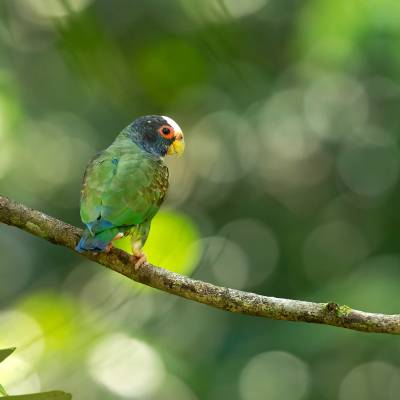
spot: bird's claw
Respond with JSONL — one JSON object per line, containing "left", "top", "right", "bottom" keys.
{"left": 130, "top": 251, "right": 147, "bottom": 271}
{"left": 104, "top": 232, "right": 124, "bottom": 253}
{"left": 104, "top": 243, "right": 113, "bottom": 253}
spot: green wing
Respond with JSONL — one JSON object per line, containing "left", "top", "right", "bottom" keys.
{"left": 80, "top": 145, "right": 168, "bottom": 233}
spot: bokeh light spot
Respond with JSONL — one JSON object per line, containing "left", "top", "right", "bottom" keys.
{"left": 339, "top": 255, "right": 400, "bottom": 313}
{"left": 0, "top": 355, "right": 41, "bottom": 395}
{"left": 16, "top": 0, "right": 93, "bottom": 20}
{"left": 259, "top": 89, "right": 321, "bottom": 160}
{"left": 0, "top": 311, "right": 44, "bottom": 363}
{"left": 202, "top": 236, "right": 249, "bottom": 289}
{"left": 80, "top": 268, "right": 155, "bottom": 327}
{"left": 222, "top": 0, "right": 269, "bottom": 19}
{"left": 189, "top": 112, "right": 249, "bottom": 183}
{"left": 151, "top": 374, "right": 198, "bottom": 400}
{"left": 339, "top": 361, "right": 400, "bottom": 400}
{"left": 180, "top": 0, "right": 268, "bottom": 22}
{"left": 19, "top": 292, "right": 81, "bottom": 351}
{"left": 337, "top": 143, "right": 400, "bottom": 196}
{"left": 88, "top": 333, "right": 165, "bottom": 398}
{"left": 304, "top": 73, "right": 368, "bottom": 139}
{"left": 239, "top": 351, "right": 310, "bottom": 400}
{"left": 142, "top": 211, "right": 201, "bottom": 275}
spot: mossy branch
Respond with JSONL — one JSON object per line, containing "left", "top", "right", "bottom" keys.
{"left": 0, "top": 194, "right": 399, "bottom": 335}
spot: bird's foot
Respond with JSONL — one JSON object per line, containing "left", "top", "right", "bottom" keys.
{"left": 130, "top": 250, "right": 147, "bottom": 271}
{"left": 104, "top": 243, "right": 113, "bottom": 253}
{"left": 104, "top": 232, "right": 124, "bottom": 253}
{"left": 130, "top": 240, "right": 147, "bottom": 270}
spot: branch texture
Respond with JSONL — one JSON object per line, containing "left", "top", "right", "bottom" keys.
{"left": 0, "top": 195, "right": 399, "bottom": 335}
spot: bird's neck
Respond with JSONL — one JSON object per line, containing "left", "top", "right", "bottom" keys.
{"left": 112, "top": 131, "right": 163, "bottom": 160}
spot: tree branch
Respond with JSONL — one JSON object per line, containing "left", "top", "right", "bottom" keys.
{"left": 0, "top": 195, "right": 399, "bottom": 335}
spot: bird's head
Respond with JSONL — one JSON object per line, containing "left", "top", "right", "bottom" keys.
{"left": 128, "top": 115, "right": 185, "bottom": 158}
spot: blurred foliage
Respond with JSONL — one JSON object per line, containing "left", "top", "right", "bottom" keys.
{"left": 1, "top": 0, "right": 400, "bottom": 399}
{"left": 0, "top": 347, "right": 70, "bottom": 398}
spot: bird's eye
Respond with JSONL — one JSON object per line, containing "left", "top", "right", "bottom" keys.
{"left": 159, "top": 125, "right": 174, "bottom": 139}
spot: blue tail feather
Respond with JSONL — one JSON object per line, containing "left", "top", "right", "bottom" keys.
{"left": 75, "top": 227, "right": 117, "bottom": 253}
{"left": 75, "top": 232, "right": 109, "bottom": 253}
{"left": 75, "top": 236, "right": 108, "bottom": 253}
{"left": 76, "top": 220, "right": 131, "bottom": 253}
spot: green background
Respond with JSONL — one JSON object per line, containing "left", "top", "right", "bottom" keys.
{"left": 1, "top": 0, "right": 400, "bottom": 399}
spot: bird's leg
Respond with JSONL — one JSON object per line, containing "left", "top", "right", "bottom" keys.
{"left": 130, "top": 240, "right": 147, "bottom": 270}
{"left": 104, "top": 232, "right": 124, "bottom": 253}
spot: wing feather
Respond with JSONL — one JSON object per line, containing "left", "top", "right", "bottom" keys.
{"left": 80, "top": 147, "right": 168, "bottom": 233}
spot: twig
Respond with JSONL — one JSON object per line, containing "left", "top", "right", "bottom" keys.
{"left": 0, "top": 195, "right": 399, "bottom": 335}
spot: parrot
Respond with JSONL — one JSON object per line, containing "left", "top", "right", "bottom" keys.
{"left": 75, "top": 115, "right": 185, "bottom": 266}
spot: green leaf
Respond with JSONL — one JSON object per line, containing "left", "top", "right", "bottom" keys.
{"left": 4, "top": 391, "right": 71, "bottom": 399}
{"left": 0, "top": 348, "right": 15, "bottom": 364}
{"left": 0, "top": 383, "right": 8, "bottom": 396}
